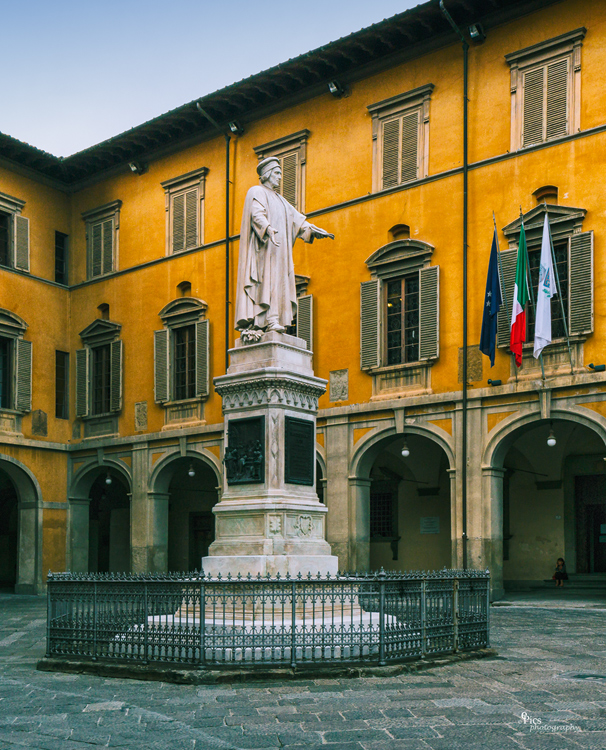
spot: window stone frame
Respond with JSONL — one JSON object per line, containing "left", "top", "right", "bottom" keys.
{"left": 506, "top": 28, "right": 586, "bottom": 152}
{"left": 0, "top": 190, "right": 30, "bottom": 272}
{"left": 161, "top": 167, "right": 208, "bottom": 256}
{"left": 0, "top": 309, "right": 31, "bottom": 432}
{"left": 367, "top": 84, "right": 434, "bottom": 193}
{"left": 82, "top": 200, "right": 122, "bottom": 279}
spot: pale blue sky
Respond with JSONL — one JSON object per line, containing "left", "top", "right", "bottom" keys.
{"left": 3, "top": 1, "right": 422, "bottom": 157}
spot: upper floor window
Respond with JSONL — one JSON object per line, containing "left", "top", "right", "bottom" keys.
{"left": 254, "top": 130, "right": 309, "bottom": 211}
{"left": 498, "top": 203, "right": 593, "bottom": 370}
{"left": 0, "top": 191, "right": 30, "bottom": 273}
{"left": 55, "top": 231, "right": 68, "bottom": 285}
{"left": 506, "top": 28, "right": 585, "bottom": 150}
{"left": 161, "top": 168, "right": 207, "bottom": 254}
{"left": 0, "top": 309, "right": 32, "bottom": 414}
{"left": 76, "top": 319, "right": 123, "bottom": 419}
{"left": 367, "top": 84, "right": 434, "bottom": 192}
{"left": 55, "top": 350, "right": 69, "bottom": 420}
{"left": 82, "top": 201, "right": 121, "bottom": 279}
{"left": 361, "top": 238, "right": 439, "bottom": 372}
{"left": 154, "top": 297, "right": 210, "bottom": 406}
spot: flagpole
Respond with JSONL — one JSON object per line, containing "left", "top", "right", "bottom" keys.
{"left": 519, "top": 208, "right": 546, "bottom": 380}
{"left": 544, "top": 202, "right": 574, "bottom": 375}
{"left": 493, "top": 212, "right": 518, "bottom": 380}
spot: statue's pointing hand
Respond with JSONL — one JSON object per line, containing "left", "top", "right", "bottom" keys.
{"left": 309, "top": 224, "right": 335, "bottom": 241}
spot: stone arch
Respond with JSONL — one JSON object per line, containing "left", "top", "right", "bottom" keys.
{"left": 149, "top": 447, "right": 222, "bottom": 495}
{"left": 0, "top": 452, "right": 43, "bottom": 594}
{"left": 68, "top": 459, "right": 132, "bottom": 573}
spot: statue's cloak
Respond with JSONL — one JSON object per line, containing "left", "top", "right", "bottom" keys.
{"left": 235, "top": 185, "right": 311, "bottom": 330}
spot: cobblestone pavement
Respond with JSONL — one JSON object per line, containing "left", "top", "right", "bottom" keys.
{"left": 1, "top": 593, "right": 606, "bottom": 749}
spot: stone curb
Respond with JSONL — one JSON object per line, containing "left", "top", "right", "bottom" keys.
{"left": 36, "top": 648, "right": 497, "bottom": 684}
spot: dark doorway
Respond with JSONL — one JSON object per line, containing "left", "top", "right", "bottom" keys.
{"left": 88, "top": 473, "right": 131, "bottom": 573}
{"left": 0, "top": 471, "right": 18, "bottom": 589}
{"left": 189, "top": 512, "right": 215, "bottom": 570}
{"left": 575, "top": 475, "right": 606, "bottom": 573}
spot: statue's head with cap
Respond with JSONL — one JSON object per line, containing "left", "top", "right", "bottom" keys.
{"left": 257, "top": 157, "right": 282, "bottom": 189}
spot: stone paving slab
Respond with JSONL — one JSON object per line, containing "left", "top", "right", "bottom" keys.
{"left": 1, "top": 593, "right": 606, "bottom": 749}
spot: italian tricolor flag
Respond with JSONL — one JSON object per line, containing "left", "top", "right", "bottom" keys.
{"left": 510, "top": 222, "right": 529, "bottom": 367}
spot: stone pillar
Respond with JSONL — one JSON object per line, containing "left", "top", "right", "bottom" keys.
{"left": 15, "top": 501, "right": 42, "bottom": 594}
{"left": 348, "top": 477, "right": 371, "bottom": 573}
{"left": 130, "top": 443, "right": 149, "bottom": 573}
{"left": 324, "top": 416, "right": 350, "bottom": 570}
{"left": 482, "top": 466, "right": 505, "bottom": 599}
{"left": 447, "top": 469, "right": 461, "bottom": 568}
{"left": 205, "top": 331, "right": 339, "bottom": 578}
{"left": 465, "top": 401, "right": 485, "bottom": 571}
{"left": 68, "top": 497, "right": 90, "bottom": 574}
{"left": 147, "top": 492, "right": 169, "bottom": 573}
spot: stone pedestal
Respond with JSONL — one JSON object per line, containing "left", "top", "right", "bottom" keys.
{"left": 203, "top": 331, "right": 339, "bottom": 577}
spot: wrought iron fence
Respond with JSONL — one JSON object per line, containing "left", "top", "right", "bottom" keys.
{"left": 45, "top": 569, "right": 490, "bottom": 669}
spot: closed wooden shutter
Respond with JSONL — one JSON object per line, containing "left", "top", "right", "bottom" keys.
{"left": 172, "top": 193, "right": 185, "bottom": 253}
{"left": 496, "top": 249, "right": 517, "bottom": 347}
{"left": 102, "top": 219, "right": 113, "bottom": 275}
{"left": 195, "top": 319, "right": 210, "bottom": 398}
{"left": 15, "top": 339, "right": 32, "bottom": 412}
{"left": 546, "top": 58, "right": 568, "bottom": 140}
{"left": 360, "top": 279, "right": 381, "bottom": 370}
{"left": 154, "top": 329, "right": 170, "bottom": 403}
{"left": 569, "top": 231, "right": 593, "bottom": 336}
{"left": 91, "top": 222, "right": 103, "bottom": 277}
{"left": 75, "top": 348, "right": 89, "bottom": 417}
{"left": 281, "top": 152, "right": 298, "bottom": 208}
{"left": 14, "top": 215, "right": 29, "bottom": 272}
{"left": 110, "top": 340, "right": 123, "bottom": 412}
{"left": 400, "top": 111, "right": 419, "bottom": 184}
{"left": 523, "top": 66, "right": 545, "bottom": 147}
{"left": 419, "top": 265, "right": 439, "bottom": 360}
{"left": 381, "top": 118, "right": 400, "bottom": 189}
{"left": 185, "top": 188, "right": 198, "bottom": 249}
{"left": 296, "top": 294, "right": 313, "bottom": 351}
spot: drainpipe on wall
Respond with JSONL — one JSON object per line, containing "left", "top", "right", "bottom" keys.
{"left": 440, "top": 1, "right": 469, "bottom": 569}
{"left": 196, "top": 103, "right": 232, "bottom": 372}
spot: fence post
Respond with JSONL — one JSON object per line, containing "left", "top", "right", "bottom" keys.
{"left": 143, "top": 580, "right": 149, "bottom": 664}
{"left": 92, "top": 580, "right": 98, "bottom": 661}
{"left": 378, "top": 569, "right": 386, "bottom": 666}
{"left": 453, "top": 576, "right": 459, "bottom": 653}
{"left": 46, "top": 579, "right": 51, "bottom": 658}
{"left": 200, "top": 578, "right": 206, "bottom": 667}
{"left": 291, "top": 580, "right": 297, "bottom": 670}
{"left": 421, "top": 577, "right": 427, "bottom": 657}
{"left": 486, "top": 572, "right": 491, "bottom": 647}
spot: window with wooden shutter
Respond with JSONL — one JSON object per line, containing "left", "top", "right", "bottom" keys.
{"left": 506, "top": 28, "right": 585, "bottom": 152}
{"left": 296, "top": 294, "right": 313, "bottom": 352}
{"left": 496, "top": 249, "right": 517, "bottom": 348}
{"left": 110, "top": 340, "right": 123, "bottom": 412}
{"left": 195, "top": 319, "right": 210, "bottom": 398}
{"left": 254, "top": 131, "right": 309, "bottom": 212}
{"left": 569, "top": 230, "right": 593, "bottom": 336}
{"left": 75, "top": 348, "right": 89, "bottom": 418}
{"left": 154, "top": 329, "right": 170, "bottom": 403}
{"left": 162, "top": 168, "right": 207, "bottom": 255}
{"left": 419, "top": 265, "right": 439, "bottom": 361}
{"left": 368, "top": 84, "right": 433, "bottom": 193}
{"left": 82, "top": 200, "right": 121, "bottom": 280}
{"left": 360, "top": 279, "right": 381, "bottom": 370}
{"left": 14, "top": 339, "right": 32, "bottom": 413}
{"left": 14, "top": 215, "right": 29, "bottom": 272}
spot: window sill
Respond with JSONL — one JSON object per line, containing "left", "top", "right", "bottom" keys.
{"left": 82, "top": 413, "right": 119, "bottom": 439}
{"left": 369, "top": 360, "right": 435, "bottom": 400}
{"left": 162, "top": 399, "right": 204, "bottom": 429}
{"left": 507, "top": 339, "right": 586, "bottom": 380}
{"left": 0, "top": 409, "right": 21, "bottom": 435}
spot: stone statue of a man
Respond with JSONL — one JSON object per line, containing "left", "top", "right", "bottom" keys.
{"left": 235, "top": 157, "right": 334, "bottom": 333}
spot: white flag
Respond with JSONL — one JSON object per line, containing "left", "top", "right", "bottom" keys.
{"left": 533, "top": 214, "right": 556, "bottom": 358}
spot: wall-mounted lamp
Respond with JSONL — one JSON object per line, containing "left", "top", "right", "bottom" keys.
{"left": 588, "top": 363, "right": 606, "bottom": 372}
{"left": 488, "top": 379, "right": 502, "bottom": 387}
{"left": 128, "top": 161, "right": 147, "bottom": 175}
{"left": 468, "top": 23, "right": 486, "bottom": 43}
{"left": 105, "top": 473, "right": 112, "bottom": 485}
{"left": 401, "top": 440, "right": 410, "bottom": 458}
{"left": 328, "top": 80, "right": 346, "bottom": 98}
{"left": 228, "top": 121, "right": 244, "bottom": 136}
{"left": 188, "top": 462, "right": 196, "bottom": 478}
{"left": 547, "top": 424, "right": 557, "bottom": 448}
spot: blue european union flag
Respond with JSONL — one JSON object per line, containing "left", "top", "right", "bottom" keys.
{"left": 479, "top": 230, "right": 503, "bottom": 367}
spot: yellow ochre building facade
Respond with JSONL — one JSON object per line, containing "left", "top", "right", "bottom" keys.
{"left": 2, "top": 0, "right": 606, "bottom": 597}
